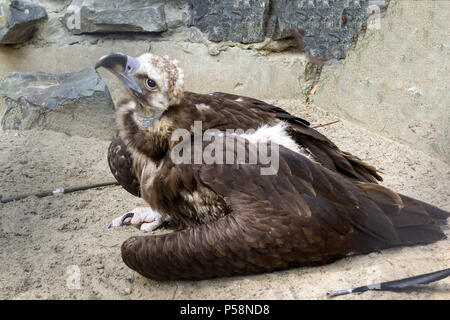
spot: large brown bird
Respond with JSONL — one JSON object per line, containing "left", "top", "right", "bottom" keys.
{"left": 96, "top": 52, "right": 449, "bottom": 280}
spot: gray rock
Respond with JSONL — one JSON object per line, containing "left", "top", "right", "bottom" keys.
{"left": 0, "top": 67, "right": 116, "bottom": 140}
{"left": 189, "top": 0, "right": 382, "bottom": 61}
{"left": 63, "top": 0, "right": 167, "bottom": 35}
{"left": 165, "top": 0, "right": 190, "bottom": 29}
{"left": 267, "top": 0, "right": 370, "bottom": 61}
{"left": 188, "top": 0, "right": 270, "bottom": 44}
{"left": 0, "top": 0, "right": 47, "bottom": 44}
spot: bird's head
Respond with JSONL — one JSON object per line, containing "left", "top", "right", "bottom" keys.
{"left": 95, "top": 52, "right": 184, "bottom": 120}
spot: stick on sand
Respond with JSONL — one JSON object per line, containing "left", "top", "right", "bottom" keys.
{"left": 327, "top": 268, "right": 450, "bottom": 297}
{"left": 0, "top": 181, "right": 119, "bottom": 204}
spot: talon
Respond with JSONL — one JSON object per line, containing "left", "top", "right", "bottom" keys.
{"left": 107, "top": 207, "right": 165, "bottom": 232}
{"left": 121, "top": 212, "right": 134, "bottom": 225}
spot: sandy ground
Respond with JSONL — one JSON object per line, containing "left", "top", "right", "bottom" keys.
{"left": 0, "top": 100, "right": 449, "bottom": 300}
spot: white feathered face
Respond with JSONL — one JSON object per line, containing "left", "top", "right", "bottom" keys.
{"left": 96, "top": 52, "right": 184, "bottom": 117}
{"left": 132, "top": 53, "right": 184, "bottom": 116}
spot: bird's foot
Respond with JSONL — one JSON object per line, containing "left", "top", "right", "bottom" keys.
{"left": 106, "top": 207, "right": 165, "bottom": 232}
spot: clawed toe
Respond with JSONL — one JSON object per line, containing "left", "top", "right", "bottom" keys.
{"left": 121, "top": 212, "right": 135, "bottom": 225}
{"left": 106, "top": 212, "right": 135, "bottom": 229}
{"left": 106, "top": 207, "right": 165, "bottom": 232}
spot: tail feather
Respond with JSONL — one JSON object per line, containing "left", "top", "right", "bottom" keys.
{"left": 357, "top": 183, "right": 449, "bottom": 247}
{"left": 413, "top": 197, "right": 450, "bottom": 222}
{"left": 396, "top": 224, "right": 446, "bottom": 246}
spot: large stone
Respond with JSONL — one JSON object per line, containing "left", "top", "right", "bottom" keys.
{"left": 0, "top": 0, "right": 47, "bottom": 44}
{"left": 63, "top": 0, "right": 167, "bottom": 35}
{"left": 266, "top": 0, "right": 370, "bottom": 61}
{"left": 188, "top": 0, "right": 388, "bottom": 61}
{"left": 188, "top": 0, "right": 270, "bottom": 44}
{"left": 0, "top": 67, "right": 116, "bottom": 140}
{"left": 165, "top": 0, "right": 190, "bottom": 30}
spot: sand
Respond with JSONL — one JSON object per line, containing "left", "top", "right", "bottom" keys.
{"left": 0, "top": 100, "right": 448, "bottom": 300}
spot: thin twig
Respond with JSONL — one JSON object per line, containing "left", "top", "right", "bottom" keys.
{"left": 309, "top": 82, "right": 318, "bottom": 95}
{"left": 99, "top": 243, "right": 121, "bottom": 248}
{"left": 312, "top": 120, "right": 341, "bottom": 129}
{"left": 327, "top": 268, "right": 450, "bottom": 297}
{"left": 171, "top": 284, "right": 179, "bottom": 300}
{"left": 0, "top": 181, "right": 119, "bottom": 204}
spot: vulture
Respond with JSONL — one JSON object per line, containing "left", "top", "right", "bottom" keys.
{"left": 95, "top": 52, "right": 449, "bottom": 281}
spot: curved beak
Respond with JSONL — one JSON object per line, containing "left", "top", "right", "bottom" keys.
{"left": 95, "top": 52, "right": 142, "bottom": 94}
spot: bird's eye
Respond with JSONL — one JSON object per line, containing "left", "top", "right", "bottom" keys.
{"left": 145, "top": 78, "right": 157, "bottom": 90}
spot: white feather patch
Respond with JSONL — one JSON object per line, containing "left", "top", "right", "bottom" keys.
{"left": 195, "top": 103, "right": 210, "bottom": 111}
{"left": 238, "top": 122, "right": 301, "bottom": 154}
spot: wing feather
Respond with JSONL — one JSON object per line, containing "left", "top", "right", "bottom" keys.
{"left": 209, "top": 91, "right": 382, "bottom": 182}
{"left": 107, "top": 137, "right": 140, "bottom": 197}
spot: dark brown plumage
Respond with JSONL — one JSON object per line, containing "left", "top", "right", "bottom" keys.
{"left": 96, "top": 52, "right": 449, "bottom": 281}
{"left": 108, "top": 137, "right": 140, "bottom": 197}
{"left": 120, "top": 137, "right": 448, "bottom": 280}
{"left": 108, "top": 91, "right": 382, "bottom": 199}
